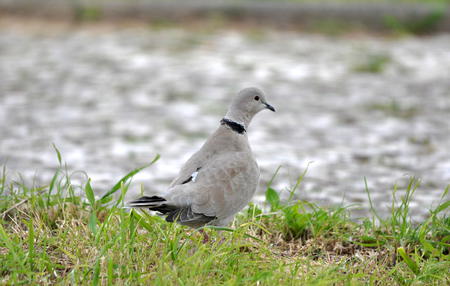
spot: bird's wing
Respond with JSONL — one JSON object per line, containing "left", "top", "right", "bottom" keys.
{"left": 168, "top": 128, "right": 222, "bottom": 188}
{"left": 168, "top": 148, "right": 207, "bottom": 188}
{"left": 167, "top": 152, "right": 259, "bottom": 220}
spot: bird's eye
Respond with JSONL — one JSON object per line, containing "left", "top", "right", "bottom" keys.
{"left": 254, "top": 96, "right": 260, "bottom": 101}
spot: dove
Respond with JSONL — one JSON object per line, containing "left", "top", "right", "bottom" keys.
{"left": 128, "top": 87, "right": 275, "bottom": 233}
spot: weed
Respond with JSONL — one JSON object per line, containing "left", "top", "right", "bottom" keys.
{"left": 385, "top": 8, "right": 446, "bottom": 35}
{"left": 74, "top": 6, "right": 102, "bottom": 22}
{"left": 353, "top": 53, "right": 392, "bottom": 73}
{"left": 367, "top": 99, "right": 419, "bottom": 118}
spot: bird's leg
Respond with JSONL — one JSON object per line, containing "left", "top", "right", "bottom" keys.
{"left": 199, "top": 229, "right": 209, "bottom": 243}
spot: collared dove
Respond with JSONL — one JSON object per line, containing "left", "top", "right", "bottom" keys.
{"left": 128, "top": 87, "right": 275, "bottom": 229}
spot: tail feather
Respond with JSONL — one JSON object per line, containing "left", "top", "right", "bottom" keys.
{"left": 127, "top": 195, "right": 166, "bottom": 208}
{"left": 128, "top": 195, "right": 216, "bottom": 228}
{"left": 128, "top": 195, "right": 178, "bottom": 215}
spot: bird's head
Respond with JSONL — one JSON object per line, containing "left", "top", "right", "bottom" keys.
{"left": 225, "top": 87, "right": 275, "bottom": 128}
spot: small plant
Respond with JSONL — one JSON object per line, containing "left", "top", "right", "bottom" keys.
{"left": 353, "top": 53, "right": 391, "bottom": 74}
{"left": 75, "top": 6, "right": 102, "bottom": 22}
{"left": 384, "top": 8, "right": 446, "bottom": 35}
{"left": 309, "top": 19, "right": 357, "bottom": 36}
{"left": 367, "top": 99, "right": 418, "bottom": 118}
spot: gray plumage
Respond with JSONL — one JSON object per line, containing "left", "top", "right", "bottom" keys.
{"left": 128, "top": 87, "right": 275, "bottom": 228}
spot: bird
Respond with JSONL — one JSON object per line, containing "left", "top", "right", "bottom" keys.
{"left": 128, "top": 87, "right": 275, "bottom": 234}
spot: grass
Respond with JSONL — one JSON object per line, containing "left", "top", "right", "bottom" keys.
{"left": 87, "top": 0, "right": 450, "bottom": 3}
{"left": 0, "top": 151, "right": 449, "bottom": 285}
{"left": 367, "top": 99, "right": 419, "bottom": 118}
{"left": 384, "top": 8, "right": 446, "bottom": 35}
{"left": 353, "top": 53, "right": 392, "bottom": 74}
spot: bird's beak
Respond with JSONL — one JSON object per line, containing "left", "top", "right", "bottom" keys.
{"left": 264, "top": 102, "right": 276, "bottom": 112}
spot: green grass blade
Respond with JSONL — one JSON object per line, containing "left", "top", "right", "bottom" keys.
{"left": 130, "top": 209, "right": 154, "bottom": 233}
{"left": 289, "top": 163, "right": 311, "bottom": 201}
{"left": 89, "top": 211, "right": 98, "bottom": 235}
{"left": 267, "top": 165, "right": 281, "bottom": 189}
{"left": 266, "top": 187, "right": 280, "bottom": 211}
{"left": 0, "top": 165, "right": 6, "bottom": 196}
{"left": 397, "top": 247, "right": 420, "bottom": 275}
{"left": 26, "top": 219, "right": 35, "bottom": 270}
{"left": 107, "top": 257, "right": 114, "bottom": 285}
{"left": 52, "top": 143, "right": 63, "bottom": 166}
{"left": 0, "top": 222, "right": 19, "bottom": 262}
{"left": 364, "top": 177, "right": 382, "bottom": 222}
{"left": 85, "top": 179, "right": 95, "bottom": 207}
{"left": 99, "top": 154, "right": 160, "bottom": 203}
{"left": 92, "top": 259, "right": 101, "bottom": 286}
{"left": 46, "top": 169, "right": 60, "bottom": 205}
{"left": 434, "top": 200, "right": 450, "bottom": 214}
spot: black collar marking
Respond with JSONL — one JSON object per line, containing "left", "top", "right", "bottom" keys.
{"left": 220, "top": 118, "right": 246, "bottom": 134}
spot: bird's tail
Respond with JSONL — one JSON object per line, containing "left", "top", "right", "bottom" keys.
{"left": 127, "top": 195, "right": 166, "bottom": 208}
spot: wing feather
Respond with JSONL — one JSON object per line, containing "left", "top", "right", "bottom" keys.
{"left": 167, "top": 152, "right": 259, "bottom": 221}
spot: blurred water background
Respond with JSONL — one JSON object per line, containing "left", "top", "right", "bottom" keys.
{"left": 0, "top": 0, "right": 449, "bottom": 220}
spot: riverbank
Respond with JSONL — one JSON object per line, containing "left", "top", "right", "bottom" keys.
{"left": 1, "top": 0, "right": 449, "bottom": 34}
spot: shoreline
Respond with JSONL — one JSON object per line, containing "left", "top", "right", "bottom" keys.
{"left": 0, "top": 0, "right": 449, "bottom": 34}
